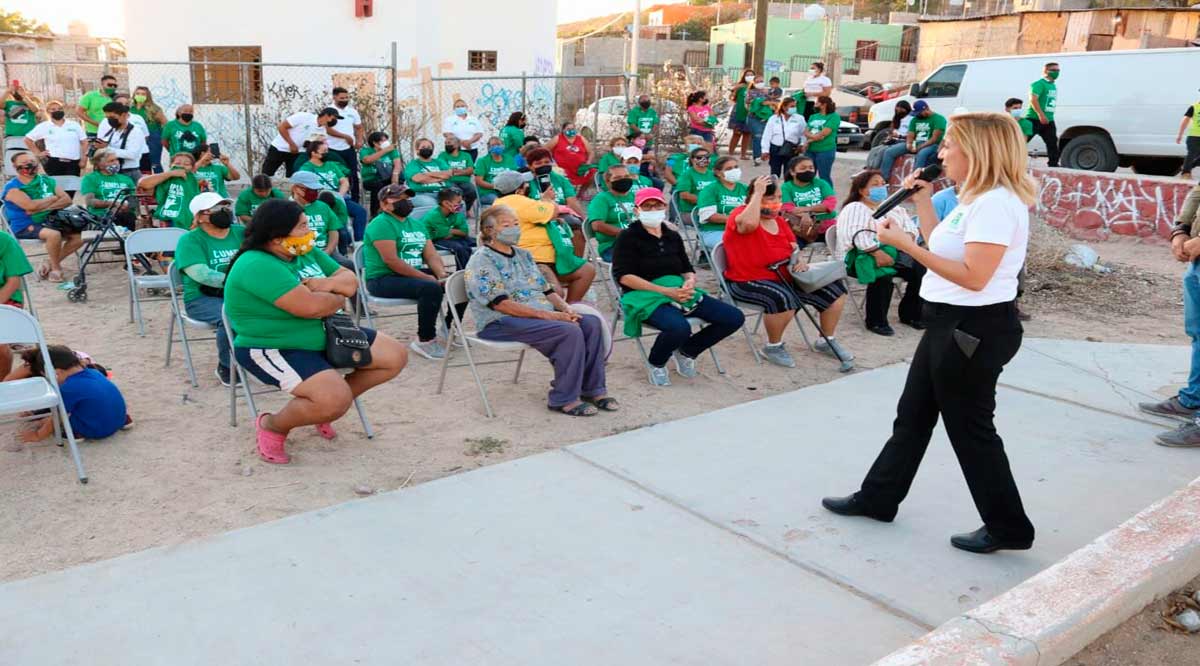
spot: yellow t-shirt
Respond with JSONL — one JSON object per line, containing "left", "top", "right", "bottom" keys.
{"left": 496, "top": 193, "right": 557, "bottom": 264}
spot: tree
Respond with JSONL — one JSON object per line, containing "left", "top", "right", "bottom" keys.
{"left": 0, "top": 10, "right": 51, "bottom": 35}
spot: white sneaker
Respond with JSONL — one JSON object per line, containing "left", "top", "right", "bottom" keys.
{"left": 648, "top": 365, "right": 672, "bottom": 387}
{"left": 409, "top": 339, "right": 446, "bottom": 360}
{"left": 673, "top": 352, "right": 698, "bottom": 378}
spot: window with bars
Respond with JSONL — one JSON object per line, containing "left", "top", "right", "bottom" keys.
{"left": 468, "top": 50, "right": 498, "bottom": 72}
{"left": 683, "top": 50, "right": 709, "bottom": 67}
{"left": 188, "top": 46, "right": 263, "bottom": 104}
{"left": 574, "top": 42, "right": 585, "bottom": 67}
{"left": 715, "top": 44, "right": 724, "bottom": 66}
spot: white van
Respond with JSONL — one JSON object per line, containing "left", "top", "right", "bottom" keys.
{"left": 865, "top": 48, "right": 1200, "bottom": 174}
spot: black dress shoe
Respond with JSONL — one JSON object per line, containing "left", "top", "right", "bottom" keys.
{"left": 821, "top": 495, "right": 894, "bottom": 523}
{"left": 900, "top": 318, "right": 926, "bottom": 330}
{"left": 866, "top": 323, "right": 895, "bottom": 337}
{"left": 950, "top": 527, "right": 1033, "bottom": 554}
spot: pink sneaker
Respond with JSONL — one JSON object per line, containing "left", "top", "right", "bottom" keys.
{"left": 255, "top": 413, "right": 289, "bottom": 464}
{"left": 314, "top": 422, "right": 337, "bottom": 440}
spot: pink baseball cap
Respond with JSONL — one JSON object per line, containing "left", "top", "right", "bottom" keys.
{"left": 634, "top": 187, "right": 667, "bottom": 207}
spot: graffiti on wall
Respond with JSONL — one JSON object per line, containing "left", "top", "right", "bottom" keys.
{"left": 1034, "top": 168, "right": 1190, "bottom": 241}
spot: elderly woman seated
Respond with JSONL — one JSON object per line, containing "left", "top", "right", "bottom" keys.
{"left": 723, "top": 175, "right": 852, "bottom": 368}
{"left": 464, "top": 204, "right": 617, "bottom": 417}
{"left": 2, "top": 152, "right": 76, "bottom": 282}
{"left": 612, "top": 188, "right": 744, "bottom": 387}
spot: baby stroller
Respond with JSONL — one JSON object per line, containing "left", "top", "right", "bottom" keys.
{"left": 56, "top": 187, "right": 145, "bottom": 302}
{"left": 765, "top": 254, "right": 855, "bottom": 373}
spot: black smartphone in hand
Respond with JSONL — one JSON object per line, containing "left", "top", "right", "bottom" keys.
{"left": 209, "top": 143, "right": 220, "bottom": 158}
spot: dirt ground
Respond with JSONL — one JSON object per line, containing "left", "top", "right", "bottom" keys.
{"left": 0, "top": 167, "right": 1193, "bottom": 661}
{"left": 1066, "top": 574, "right": 1200, "bottom": 666}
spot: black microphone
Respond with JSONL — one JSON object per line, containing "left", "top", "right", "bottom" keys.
{"left": 872, "top": 164, "right": 942, "bottom": 219}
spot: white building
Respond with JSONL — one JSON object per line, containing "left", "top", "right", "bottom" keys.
{"left": 121, "top": 0, "right": 557, "bottom": 168}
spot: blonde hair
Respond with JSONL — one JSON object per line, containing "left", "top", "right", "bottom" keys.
{"left": 945, "top": 112, "right": 1037, "bottom": 206}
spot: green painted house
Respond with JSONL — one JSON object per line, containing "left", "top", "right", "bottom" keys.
{"left": 709, "top": 17, "right": 908, "bottom": 77}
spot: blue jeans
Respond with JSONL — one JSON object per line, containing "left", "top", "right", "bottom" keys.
{"left": 879, "top": 143, "right": 911, "bottom": 181}
{"left": 700, "top": 229, "right": 724, "bottom": 250}
{"left": 144, "top": 132, "right": 163, "bottom": 173}
{"left": 808, "top": 149, "right": 836, "bottom": 184}
{"left": 183, "top": 295, "right": 231, "bottom": 370}
{"left": 1180, "top": 261, "right": 1200, "bottom": 408}
{"left": 746, "top": 116, "right": 767, "bottom": 159}
{"left": 478, "top": 190, "right": 498, "bottom": 208}
{"left": 914, "top": 143, "right": 940, "bottom": 171}
{"left": 643, "top": 295, "right": 745, "bottom": 367}
{"left": 346, "top": 196, "right": 367, "bottom": 244}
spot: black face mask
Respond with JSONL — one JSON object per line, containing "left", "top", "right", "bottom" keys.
{"left": 639, "top": 100, "right": 651, "bottom": 109}
{"left": 611, "top": 177, "right": 634, "bottom": 194}
{"left": 179, "top": 113, "right": 193, "bottom": 122}
{"left": 335, "top": 100, "right": 349, "bottom": 108}
{"left": 209, "top": 208, "right": 234, "bottom": 229}
{"left": 444, "top": 144, "right": 456, "bottom": 154}
{"left": 533, "top": 164, "right": 553, "bottom": 176}
{"left": 326, "top": 118, "right": 338, "bottom": 127}
{"left": 417, "top": 147, "right": 434, "bottom": 159}
{"left": 391, "top": 199, "right": 414, "bottom": 218}
{"left": 50, "top": 110, "right": 65, "bottom": 121}
{"left": 794, "top": 171, "right": 816, "bottom": 183}
{"left": 107, "top": 117, "right": 121, "bottom": 128}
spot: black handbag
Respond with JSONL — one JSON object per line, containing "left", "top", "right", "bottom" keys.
{"left": 323, "top": 312, "right": 373, "bottom": 368}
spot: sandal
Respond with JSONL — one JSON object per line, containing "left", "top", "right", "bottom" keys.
{"left": 36, "top": 261, "right": 49, "bottom": 280}
{"left": 47, "top": 270, "right": 64, "bottom": 283}
{"left": 548, "top": 402, "right": 598, "bottom": 417}
{"left": 255, "top": 413, "right": 290, "bottom": 464}
{"left": 583, "top": 396, "right": 620, "bottom": 412}
{"left": 314, "top": 422, "right": 337, "bottom": 440}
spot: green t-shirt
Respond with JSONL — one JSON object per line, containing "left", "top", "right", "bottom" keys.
{"left": 299, "top": 160, "right": 346, "bottom": 192}
{"left": 363, "top": 212, "right": 430, "bottom": 278}
{"left": 675, "top": 167, "right": 717, "bottom": 213}
{"left": 695, "top": 181, "right": 748, "bottom": 232}
{"left": 161, "top": 119, "right": 208, "bottom": 155}
{"left": 530, "top": 171, "right": 577, "bottom": 205}
{"left": 403, "top": 157, "right": 450, "bottom": 193}
{"left": 14, "top": 174, "right": 58, "bottom": 224}
{"left": 627, "top": 106, "right": 659, "bottom": 133}
{"left": 586, "top": 190, "right": 635, "bottom": 256}
{"left": 1017, "top": 117, "right": 1034, "bottom": 138}
{"left": 130, "top": 104, "right": 163, "bottom": 134}
{"left": 749, "top": 97, "right": 774, "bottom": 121}
{"left": 806, "top": 112, "right": 841, "bottom": 153}
{"left": 194, "top": 163, "right": 230, "bottom": 197}
{"left": 224, "top": 249, "right": 342, "bottom": 351}
{"left": 733, "top": 86, "right": 749, "bottom": 121}
{"left": 781, "top": 178, "right": 836, "bottom": 222}
{"left": 4, "top": 100, "right": 36, "bottom": 137}
{"left": 666, "top": 152, "right": 689, "bottom": 176}
{"left": 79, "top": 171, "right": 136, "bottom": 216}
{"left": 597, "top": 151, "right": 623, "bottom": 175}
{"left": 303, "top": 200, "right": 344, "bottom": 251}
{"left": 77, "top": 90, "right": 112, "bottom": 133}
{"left": 421, "top": 206, "right": 469, "bottom": 241}
{"left": 910, "top": 113, "right": 947, "bottom": 145}
{"left": 155, "top": 173, "right": 201, "bottom": 229}
{"left": 0, "top": 230, "right": 33, "bottom": 304}
{"left": 473, "top": 154, "right": 517, "bottom": 184}
{"left": 438, "top": 150, "right": 473, "bottom": 184}
{"left": 174, "top": 225, "right": 245, "bottom": 302}
{"left": 501, "top": 125, "right": 525, "bottom": 158}
{"left": 234, "top": 187, "right": 285, "bottom": 220}
{"left": 359, "top": 146, "right": 399, "bottom": 184}
{"left": 1026, "top": 78, "right": 1058, "bottom": 122}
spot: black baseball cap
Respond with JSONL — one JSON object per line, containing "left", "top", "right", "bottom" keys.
{"left": 318, "top": 106, "right": 344, "bottom": 119}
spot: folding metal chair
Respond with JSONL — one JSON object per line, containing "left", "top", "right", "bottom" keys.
{"left": 435, "top": 271, "right": 533, "bottom": 418}
{"left": 0, "top": 305, "right": 87, "bottom": 483}
{"left": 824, "top": 225, "right": 864, "bottom": 315}
{"left": 124, "top": 227, "right": 186, "bottom": 336}
{"left": 351, "top": 243, "right": 421, "bottom": 329}
{"left": 165, "top": 262, "right": 220, "bottom": 388}
{"left": 219, "top": 306, "right": 374, "bottom": 437}
{"left": 18, "top": 274, "right": 34, "bottom": 319}
{"left": 1, "top": 203, "right": 48, "bottom": 264}
{"left": 670, "top": 189, "right": 699, "bottom": 258}
{"left": 579, "top": 221, "right": 621, "bottom": 318}
{"left": 709, "top": 242, "right": 767, "bottom": 365}
{"left": 607, "top": 269, "right": 725, "bottom": 376}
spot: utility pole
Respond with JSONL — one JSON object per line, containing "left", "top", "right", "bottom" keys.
{"left": 752, "top": 0, "right": 769, "bottom": 72}
{"left": 630, "top": 0, "right": 641, "bottom": 98}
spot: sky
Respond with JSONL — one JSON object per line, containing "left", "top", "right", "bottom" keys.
{"left": 4, "top": 0, "right": 125, "bottom": 37}
{"left": 557, "top": 0, "right": 687, "bottom": 24}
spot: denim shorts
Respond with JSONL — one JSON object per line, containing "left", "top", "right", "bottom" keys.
{"left": 13, "top": 224, "right": 42, "bottom": 240}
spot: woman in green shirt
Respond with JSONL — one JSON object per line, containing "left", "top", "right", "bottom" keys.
{"left": 403, "top": 137, "right": 453, "bottom": 211}
{"left": 131, "top": 86, "right": 167, "bottom": 173}
{"left": 194, "top": 150, "right": 241, "bottom": 198}
{"left": 359, "top": 130, "right": 401, "bottom": 216}
{"left": 804, "top": 95, "right": 840, "bottom": 184}
{"left": 728, "top": 68, "right": 755, "bottom": 160}
{"left": 474, "top": 137, "right": 516, "bottom": 208}
{"left": 673, "top": 146, "right": 715, "bottom": 221}
{"left": 80, "top": 148, "right": 136, "bottom": 228}
{"left": 299, "top": 137, "right": 368, "bottom": 247}
{"left": 437, "top": 135, "right": 477, "bottom": 215}
{"left": 501, "top": 112, "right": 527, "bottom": 159}
{"left": 137, "top": 151, "right": 202, "bottom": 229}
{"left": 780, "top": 155, "right": 838, "bottom": 239}
{"left": 596, "top": 136, "right": 629, "bottom": 177}
{"left": 694, "top": 156, "right": 748, "bottom": 249}
{"left": 224, "top": 198, "right": 407, "bottom": 464}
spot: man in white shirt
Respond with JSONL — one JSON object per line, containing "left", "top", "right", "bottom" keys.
{"left": 327, "top": 87, "right": 363, "bottom": 202}
{"left": 441, "top": 99, "right": 485, "bottom": 160}
{"left": 23, "top": 100, "right": 88, "bottom": 195}
{"left": 262, "top": 106, "right": 340, "bottom": 177}
{"left": 95, "top": 101, "right": 148, "bottom": 181}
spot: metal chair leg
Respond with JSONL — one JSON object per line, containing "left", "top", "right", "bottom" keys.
{"left": 353, "top": 398, "right": 374, "bottom": 439}
{"left": 512, "top": 349, "right": 525, "bottom": 383}
{"left": 58, "top": 405, "right": 87, "bottom": 484}
{"left": 709, "top": 347, "right": 725, "bottom": 375}
{"left": 164, "top": 311, "right": 175, "bottom": 367}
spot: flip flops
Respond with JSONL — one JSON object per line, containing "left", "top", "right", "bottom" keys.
{"left": 548, "top": 402, "right": 598, "bottom": 417}
{"left": 583, "top": 396, "right": 620, "bottom": 412}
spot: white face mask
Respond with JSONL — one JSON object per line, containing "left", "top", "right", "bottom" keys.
{"left": 744, "top": 74, "right": 755, "bottom": 83}
{"left": 378, "top": 141, "right": 391, "bottom": 150}
{"left": 810, "top": 69, "right": 819, "bottom": 76}
{"left": 723, "top": 167, "right": 743, "bottom": 183}
{"left": 1009, "top": 109, "right": 1022, "bottom": 118}
{"left": 640, "top": 210, "right": 666, "bottom": 227}
{"left": 754, "top": 82, "right": 766, "bottom": 89}
{"left": 612, "top": 146, "right": 625, "bottom": 156}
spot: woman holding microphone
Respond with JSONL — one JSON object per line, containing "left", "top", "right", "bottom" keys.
{"left": 821, "top": 112, "right": 1038, "bottom": 554}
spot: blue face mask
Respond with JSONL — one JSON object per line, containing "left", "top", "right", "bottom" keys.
{"left": 627, "top": 164, "right": 640, "bottom": 175}
{"left": 454, "top": 107, "right": 467, "bottom": 117}
{"left": 786, "top": 107, "right": 798, "bottom": 116}
{"left": 868, "top": 185, "right": 889, "bottom": 203}
{"left": 489, "top": 145, "right": 504, "bottom": 156}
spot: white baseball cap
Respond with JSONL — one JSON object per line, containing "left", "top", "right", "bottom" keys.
{"left": 622, "top": 146, "right": 644, "bottom": 162}
{"left": 189, "top": 192, "right": 232, "bottom": 215}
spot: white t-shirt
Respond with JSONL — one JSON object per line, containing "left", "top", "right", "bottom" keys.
{"left": 919, "top": 186, "right": 1029, "bottom": 306}
{"left": 26, "top": 120, "right": 88, "bottom": 160}
{"left": 326, "top": 105, "right": 361, "bottom": 151}
{"left": 270, "top": 112, "right": 327, "bottom": 152}
{"left": 95, "top": 121, "right": 149, "bottom": 169}
{"left": 803, "top": 75, "right": 832, "bottom": 97}
{"left": 443, "top": 114, "right": 485, "bottom": 151}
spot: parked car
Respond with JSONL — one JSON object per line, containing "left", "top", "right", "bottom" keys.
{"left": 836, "top": 121, "right": 866, "bottom": 152}
{"left": 864, "top": 47, "right": 1200, "bottom": 174}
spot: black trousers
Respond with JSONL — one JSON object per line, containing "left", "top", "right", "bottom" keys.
{"left": 332, "top": 147, "right": 360, "bottom": 203}
{"left": 768, "top": 150, "right": 790, "bottom": 178}
{"left": 1027, "top": 118, "right": 1060, "bottom": 168}
{"left": 865, "top": 261, "right": 925, "bottom": 327}
{"left": 1183, "top": 136, "right": 1200, "bottom": 175}
{"left": 43, "top": 158, "right": 81, "bottom": 196}
{"left": 855, "top": 300, "right": 1034, "bottom": 542}
{"left": 262, "top": 146, "right": 298, "bottom": 177}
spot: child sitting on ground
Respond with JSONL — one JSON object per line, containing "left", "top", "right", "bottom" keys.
{"left": 17, "top": 345, "right": 128, "bottom": 443}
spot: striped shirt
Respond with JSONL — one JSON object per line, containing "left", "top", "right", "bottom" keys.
{"left": 834, "top": 201, "right": 920, "bottom": 259}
